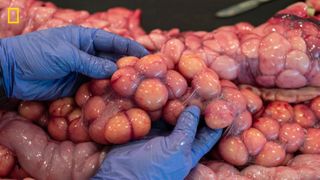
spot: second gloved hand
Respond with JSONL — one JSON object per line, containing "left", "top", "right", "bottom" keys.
{"left": 0, "top": 26, "right": 148, "bottom": 100}
{"left": 92, "top": 105, "right": 222, "bottom": 180}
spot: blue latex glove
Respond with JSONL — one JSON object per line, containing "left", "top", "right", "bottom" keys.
{"left": 92, "top": 105, "right": 222, "bottom": 180}
{"left": 0, "top": 25, "right": 148, "bottom": 100}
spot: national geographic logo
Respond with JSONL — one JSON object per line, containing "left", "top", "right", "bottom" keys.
{"left": 7, "top": 7, "right": 20, "bottom": 24}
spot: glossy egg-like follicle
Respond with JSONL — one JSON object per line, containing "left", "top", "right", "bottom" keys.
{"left": 134, "top": 78, "right": 169, "bottom": 111}
{"left": 104, "top": 112, "right": 131, "bottom": 144}
{"left": 205, "top": 100, "right": 234, "bottom": 129}
{"left": 253, "top": 117, "right": 280, "bottom": 140}
{"left": 218, "top": 136, "right": 249, "bottom": 166}
{"left": 49, "top": 97, "right": 74, "bottom": 117}
{"left": 255, "top": 141, "right": 286, "bottom": 167}
{"left": 0, "top": 145, "right": 15, "bottom": 177}
{"left": 178, "top": 53, "right": 206, "bottom": 79}
{"left": 18, "top": 101, "right": 45, "bottom": 121}
{"left": 48, "top": 117, "right": 68, "bottom": 141}
{"left": 300, "top": 128, "right": 320, "bottom": 154}
{"left": 165, "top": 70, "right": 188, "bottom": 99}
{"left": 111, "top": 67, "right": 142, "bottom": 97}
{"left": 75, "top": 83, "right": 92, "bottom": 107}
{"left": 116, "top": 56, "right": 139, "bottom": 68}
{"left": 242, "top": 128, "right": 267, "bottom": 156}
{"left": 83, "top": 96, "right": 106, "bottom": 124}
{"left": 126, "top": 108, "right": 151, "bottom": 139}
{"left": 135, "top": 54, "right": 167, "bottom": 78}
{"left": 192, "top": 68, "right": 221, "bottom": 99}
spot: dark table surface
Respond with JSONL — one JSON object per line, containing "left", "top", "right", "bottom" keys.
{"left": 49, "top": 0, "right": 300, "bottom": 32}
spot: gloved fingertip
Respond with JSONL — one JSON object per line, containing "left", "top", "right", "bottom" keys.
{"left": 193, "top": 127, "right": 222, "bottom": 149}
{"left": 140, "top": 48, "right": 150, "bottom": 57}
{"left": 201, "top": 128, "right": 222, "bottom": 141}
{"left": 168, "top": 105, "right": 201, "bottom": 147}
{"left": 204, "top": 127, "right": 223, "bottom": 144}
{"left": 97, "top": 52, "right": 122, "bottom": 62}
{"left": 101, "top": 60, "right": 118, "bottom": 78}
{"left": 175, "top": 105, "right": 201, "bottom": 130}
{"left": 182, "top": 105, "right": 201, "bottom": 119}
{"left": 174, "top": 105, "right": 200, "bottom": 131}
{"left": 93, "top": 30, "right": 149, "bottom": 58}
{"left": 142, "top": 47, "right": 150, "bottom": 55}
{"left": 209, "top": 128, "right": 223, "bottom": 139}
{"left": 84, "top": 60, "right": 117, "bottom": 78}
{"left": 130, "top": 41, "right": 150, "bottom": 57}
{"left": 191, "top": 128, "right": 222, "bottom": 167}
{"left": 77, "top": 50, "right": 118, "bottom": 79}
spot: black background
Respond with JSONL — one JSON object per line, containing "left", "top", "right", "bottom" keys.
{"left": 49, "top": 0, "right": 300, "bottom": 32}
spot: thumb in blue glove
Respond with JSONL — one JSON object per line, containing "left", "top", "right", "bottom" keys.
{"left": 0, "top": 25, "right": 149, "bottom": 100}
{"left": 92, "top": 105, "right": 222, "bottom": 180}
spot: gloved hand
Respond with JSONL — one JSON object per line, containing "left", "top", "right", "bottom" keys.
{"left": 0, "top": 25, "right": 148, "bottom": 100}
{"left": 92, "top": 105, "right": 222, "bottom": 180}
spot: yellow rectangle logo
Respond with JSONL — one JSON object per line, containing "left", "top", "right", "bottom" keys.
{"left": 7, "top": 8, "right": 20, "bottom": 24}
